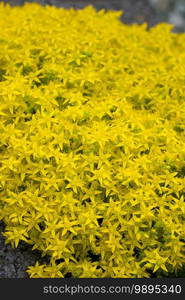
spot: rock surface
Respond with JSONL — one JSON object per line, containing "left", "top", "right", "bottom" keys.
{"left": 0, "top": 222, "right": 49, "bottom": 278}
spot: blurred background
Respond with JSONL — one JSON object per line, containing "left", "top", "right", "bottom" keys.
{"left": 0, "top": 0, "right": 185, "bottom": 32}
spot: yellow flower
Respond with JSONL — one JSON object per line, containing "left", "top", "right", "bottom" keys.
{"left": 0, "top": 3, "right": 184, "bottom": 278}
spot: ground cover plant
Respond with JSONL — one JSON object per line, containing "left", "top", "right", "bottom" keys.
{"left": 0, "top": 3, "right": 185, "bottom": 278}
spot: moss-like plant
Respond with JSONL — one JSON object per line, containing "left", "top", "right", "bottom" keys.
{"left": 0, "top": 3, "right": 184, "bottom": 278}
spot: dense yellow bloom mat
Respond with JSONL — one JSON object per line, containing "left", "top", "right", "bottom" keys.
{"left": 0, "top": 3, "right": 185, "bottom": 278}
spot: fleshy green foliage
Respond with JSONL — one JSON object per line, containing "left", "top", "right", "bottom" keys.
{"left": 0, "top": 3, "right": 185, "bottom": 278}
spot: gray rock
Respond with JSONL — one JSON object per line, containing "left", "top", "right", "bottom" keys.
{"left": 0, "top": 221, "right": 49, "bottom": 278}
{"left": 175, "top": 0, "right": 185, "bottom": 14}
{"left": 169, "top": 11, "right": 185, "bottom": 28}
{"left": 149, "top": 0, "right": 171, "bottom": 11}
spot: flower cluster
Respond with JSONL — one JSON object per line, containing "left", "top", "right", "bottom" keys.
{"left": 0, "top": 3, "right": 185, "bottom": 278}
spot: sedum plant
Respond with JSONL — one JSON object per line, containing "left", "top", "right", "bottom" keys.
{"left": 0, "top": 3, "right": 185, "bottom": 278}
